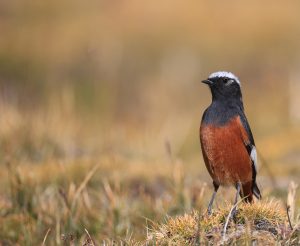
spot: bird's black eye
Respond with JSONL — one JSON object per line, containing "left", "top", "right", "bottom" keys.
{"left": 223, "top": 78, "right": 234, "bottom": 85}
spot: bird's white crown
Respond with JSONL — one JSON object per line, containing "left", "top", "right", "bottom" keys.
{"left": 208, "top": 71, "right": 240, "bottom": 85}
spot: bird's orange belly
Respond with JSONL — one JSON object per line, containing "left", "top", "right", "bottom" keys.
{"left": 200, "top": 121, "right": 252, "bottom": 186}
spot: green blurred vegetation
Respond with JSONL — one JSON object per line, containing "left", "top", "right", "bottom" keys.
{"left": 0, "top": 0, "right": 300, "bottom": 244}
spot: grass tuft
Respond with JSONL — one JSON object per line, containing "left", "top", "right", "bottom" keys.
{"left": 149, "top": 200, "right": 299, "bottom": 245}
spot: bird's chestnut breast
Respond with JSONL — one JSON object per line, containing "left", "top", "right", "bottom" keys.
{"left": 200, "top": 116, "right": 252, "bottom": 185}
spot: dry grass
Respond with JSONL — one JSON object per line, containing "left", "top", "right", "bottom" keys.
{"left": 149, "top": 200, "right": 300, "bottom": 245}
{"left": 0, "top": 95, "right": 299, "bottom": 245}
{"left": 2, "top": 151, "right": 299, "bottom": 245}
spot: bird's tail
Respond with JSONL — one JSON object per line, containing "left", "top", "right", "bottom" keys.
{"left": 252, "top": 182, "right": 262, "bottom": 200}
{"left": 240, "top": 181, "right": 261, "bottom": 203}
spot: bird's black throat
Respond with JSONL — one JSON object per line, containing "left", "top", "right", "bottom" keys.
{"left": 201, "top": 98, "right": 244, "bottom": 126}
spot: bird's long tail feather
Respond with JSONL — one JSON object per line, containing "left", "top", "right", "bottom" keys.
{"left": 252, "top": 182, "right": 262, "bottom": 199}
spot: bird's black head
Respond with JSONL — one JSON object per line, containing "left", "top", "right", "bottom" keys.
{"left": 202, "top": 71, "right": 242, "bottom": 102}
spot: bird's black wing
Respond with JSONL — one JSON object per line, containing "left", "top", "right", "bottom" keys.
{"left": 238, "top": 110, "right": 262, "bottom": 199}
{"left": 239, "top": 110, "right": 255, "bottom": 146}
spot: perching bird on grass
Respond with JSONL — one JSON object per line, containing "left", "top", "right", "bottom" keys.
{"left": 200, "top": 71, "right": 261, "bottom": 215}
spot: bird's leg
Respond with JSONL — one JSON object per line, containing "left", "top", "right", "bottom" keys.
{"left": 231, "top": 182, "right": 241, "bottom": 219}
{"left": 207, "top": 182, "right": 219, "bottom": 215}
{"left": 207, "top": 192, "right": 216, "bottom": 215}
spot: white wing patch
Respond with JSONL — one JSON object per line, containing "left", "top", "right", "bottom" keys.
{"left": 250, "top": 146, "right": 258, "bottom": 172}
{"left": 208, "top": 71, "right": 240, "bottom": 85}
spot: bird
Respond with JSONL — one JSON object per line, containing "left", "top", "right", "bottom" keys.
{"left": 200, "top": 71, "right": 261, "bottom": 215}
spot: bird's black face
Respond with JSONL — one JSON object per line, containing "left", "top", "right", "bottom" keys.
{"left": 202, "top": 73, "right": 242, "bottom": 101}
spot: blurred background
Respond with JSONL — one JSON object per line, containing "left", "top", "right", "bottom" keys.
{"left": 1, "top": 0, "right": 300, "bottom": 244}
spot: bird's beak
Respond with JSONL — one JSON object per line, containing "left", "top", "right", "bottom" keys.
{"left": 201, "top": 79, "right": 213, "bottom": 85}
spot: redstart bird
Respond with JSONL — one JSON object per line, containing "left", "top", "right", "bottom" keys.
{"left": 200, "top": 71, "right": 261, "bottom": 215}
